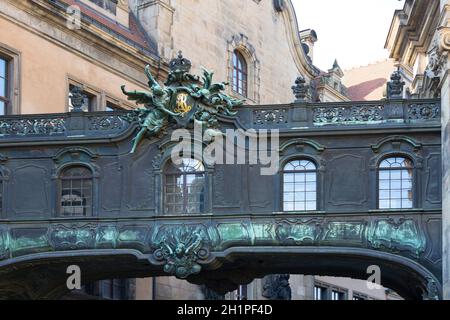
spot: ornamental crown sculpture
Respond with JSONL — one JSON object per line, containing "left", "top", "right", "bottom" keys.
{"left": 169, "top": 51, "right": 192, "bottom": 73}
{"left": 120, "top": 51, "right": 244, "bottom": 153}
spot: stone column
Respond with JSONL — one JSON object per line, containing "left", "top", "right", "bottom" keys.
{"left": 439, "top": 1, "right": 450, "bottom": 300}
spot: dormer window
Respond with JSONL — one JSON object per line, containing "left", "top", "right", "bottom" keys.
{"left": 88, "top": 0, "right": 118, "bottom": 15}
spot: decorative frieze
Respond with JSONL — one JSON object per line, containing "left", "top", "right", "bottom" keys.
{"left": 253, "top": 108, "right": 288, "bottom": 125}
{"left": 0, "top": 118, "right": 66, "bottom": 137}
{"left": 313, "top": 105, "right": 384, "bottom": 124}
{"left": 408, "top": 103, "right": 440, "bottom": 120}
{"left": 88, "top": 115, "right": 126, "bottom": 131}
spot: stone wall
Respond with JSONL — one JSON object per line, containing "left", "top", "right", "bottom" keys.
{"left": 0, "top": 0, "right": 159, "bottom": 114}
{"left": 131, "top": 0, "right": 317, "bottom": 105}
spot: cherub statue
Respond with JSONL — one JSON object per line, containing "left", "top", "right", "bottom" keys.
{"left": 121, "top": 65, "right": 181, "bottom": 153}
{"left": 191, "top": 68, "right": 242, "bottom": 116}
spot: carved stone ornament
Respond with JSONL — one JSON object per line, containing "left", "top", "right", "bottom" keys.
{"left": 262, "top": 274, "right": 292, "bottom": 300}
{"left": 292, "top": 75, "right": 309, "bottom": 102}
{"left": 386, "top": 70, "right": 405, "bottom": 99}
{"left": 121, "top": 51, "right": 244, "bottom": 153}
{"left": 152, "top": 225, "right": 210, "bottom": 279}
{"left": 425, "top": 40, "right": 448, "bottom": 79}
{"left": 69, "top": 86, "right": 87, "bottom": 112}
{"left": 422, "top": 277, "right": 440, "bottom": 300}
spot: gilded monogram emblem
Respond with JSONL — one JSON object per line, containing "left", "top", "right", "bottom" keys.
{"left": 174, "top": 93, "right": 192, "bottom": 117}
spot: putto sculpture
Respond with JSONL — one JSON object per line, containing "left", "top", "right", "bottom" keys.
{"left": 121, "top": 51, "right": 244, "bottom": 153}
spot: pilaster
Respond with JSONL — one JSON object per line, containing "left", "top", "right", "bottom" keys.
{"left": 437, "top": 2, "right": 450, "bottom": 300}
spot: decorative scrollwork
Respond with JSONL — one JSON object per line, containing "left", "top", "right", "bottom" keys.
{"left": 422, "top": 276, "right": 440, "bottom": 300}
{"left": 313, "top": 105, "right": 384, "bottom": 124}
{"left": 253, "top": 109, "right": 288, "bottom": 125}
{"left": 88, "top": 115, "right": 126, "bottom": 131}
{"left": 408, "top": 104, "right": 440, "bottom": 120}
{"left": 50, "top": 224, "right": 96, "bottom": 250}
{"left": 0, "top": 118, "right": 66, "bottom": 136}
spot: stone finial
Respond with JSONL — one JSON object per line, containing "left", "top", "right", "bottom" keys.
{"left": 292, "top": 75, "right": 309, "bottom": 102}
{"left": 69, "top": 86, "right": 86, "bottom": 112}
{"left": 386, "top": 69, "right": 405, "bottom": 99}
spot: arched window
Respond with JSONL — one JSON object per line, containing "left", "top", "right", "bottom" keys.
{"left": 283, "top": 160, "right": 317, "bottom": 211}
{"left": 59, "top": 166, "right": 93, "bottom": 217}
{"left": 378, "top": 157, "right": 414, "bottom": 209}
{"left": 165, "top": 158, "right": 206, "bottom": 214}
{"left": 232, "top": 50, "right": 248, "bottom": 97}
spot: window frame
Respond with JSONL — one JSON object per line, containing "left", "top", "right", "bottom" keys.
{"left": 314, "top": 285, "right": 327, "bottom": 300}
{"left": 85, "top": 0, "right": 118, "bottom": 15}
{"left": 377, "top": 155, "right": 415, "bottom": 210}
{"left": 0, "top": 43, "right": 21, "bottom": 115}
{"left": 282, "top": 158, "right": 318, "bottom": 212}
{"left": 0, "top": 56, "right": 9, "bottom": 115}
{"left": 67, "top": 77, "right": 133, "bottom": 112}
{"left": 164, "top": 158, "right": 207, "bottom": 215}
{"left": 57, "top": 165, "right": 94, "bottom": 217}
{"left": 232, "top": 50, "right": 248, "bottom": 97}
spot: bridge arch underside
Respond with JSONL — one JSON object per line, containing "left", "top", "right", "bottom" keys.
{"left": 0, "top": 247, "right": 440, "bottom": 300}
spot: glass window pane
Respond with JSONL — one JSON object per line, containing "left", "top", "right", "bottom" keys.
{"left": 294, "top": 202, "right": 305, "bottom": 211}
{"left": 305, "top": 192, "right": 316, "bottom": 201}
{"left": 284, "top": 183, "right": 294, "bottom": 192}
{"left": 402, "top": 170, "right": 412, "bottom": 179}
{"left": 379, "top": 180, "right": 389, "bottom": 190}
{"left": 305, "top": 201, "right": 316, "bottom": 211}
{"left": 402, "top": 199, "right": 413, "bottom": 208}
{"left": 0, "top": 101, "right": 5, "bottom": 116}
{"left": 390, "top": 171, "right": 401, "bottom": 179}
{"left": 391, "top": 190, "right": 401, "bottom": 199}
{"left": 284, "top": 202, "right": 294, "bottom": 211}
{"left": 391, "top": 179, "right": 401, "bottom": 190}
{"left": 284, "top": 193, "right": 294, "bottom": 202}
{"left": 284, "top": 173, "right": 294, "bottom": 183}
{"left": 0, "top": 77, "right": 5, "bottom": 97}
{"left": 390, "top": 198, "right": 401, "bottom": 208}
{"left": 305, "top": 182, "right": 316, "bottom": 191}
{"left": 379, "top": 200, "right": 390, "bottom": 209}
{"left": 0, "top": 58, "right": 6, "bottom": 78}
{"left": 379, "top": 190, "right": 389, "bottom": 199}
{"left": 379, "top": 171, "right": 390, "bottom": 180}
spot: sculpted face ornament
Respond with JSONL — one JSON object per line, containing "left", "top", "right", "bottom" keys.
{"left": 153, "top": 226, "right": 210, "bottom": 279}
{"left": 121, "top": 51, "right": 244, "bottom": 154}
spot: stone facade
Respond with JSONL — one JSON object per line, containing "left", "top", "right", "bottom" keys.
{"left": 385, "top": 0, "right": 449, "bottom": 299}
{"left": 0, "top": 0, "right": 407, "bottom": 301}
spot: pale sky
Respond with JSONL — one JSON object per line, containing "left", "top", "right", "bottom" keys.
{"left": 293, "top": 0, "right": 405, "bottom": 71}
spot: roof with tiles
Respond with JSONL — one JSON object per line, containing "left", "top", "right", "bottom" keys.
{"left": 55, "top": 0, "right": 158, "bottom": 57}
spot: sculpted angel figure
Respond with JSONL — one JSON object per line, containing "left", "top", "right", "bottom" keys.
{"left": 191, "top": 68, "right": 242, "bottom": 116}
{"left": 121, "top": 65, "right": 181, "bottom": 153}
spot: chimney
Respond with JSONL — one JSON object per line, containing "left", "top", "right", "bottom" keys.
{"left": 129, "top": 0, "right": 175, "bottom": 59}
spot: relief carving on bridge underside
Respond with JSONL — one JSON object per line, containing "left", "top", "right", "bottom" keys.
{"left": 0, "top": 216, "right": 430, "bottom": 280}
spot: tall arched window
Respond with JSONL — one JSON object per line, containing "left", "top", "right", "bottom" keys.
{"left": 283, "top": 160, "right": 317, "bottom": 212}
{"left": 165, "top": 158, "right": 206, "bottom": 214}
{"left": 232, "top": 50, "right": 248, "bottom": 97}
{"left": 378, "top": 157, "right": 414, "bottom": 209}
{"left": 59, "top": 166, "right": 93, "bottom": 217}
